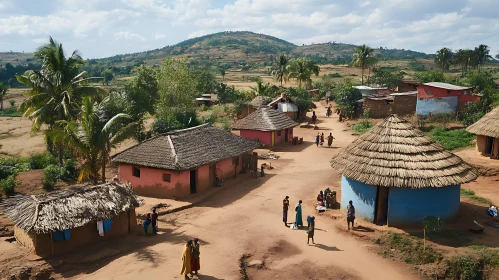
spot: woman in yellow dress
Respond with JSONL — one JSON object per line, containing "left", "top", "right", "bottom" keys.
{"left": 180, "top": 240, "right": 192, "bottom": 279}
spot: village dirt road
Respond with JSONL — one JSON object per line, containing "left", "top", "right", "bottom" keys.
{"left": 77, "top": 103, "right": 418, "bottom": 280}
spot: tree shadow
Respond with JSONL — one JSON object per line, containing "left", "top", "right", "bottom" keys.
{"left": 352, "top": 225, "right": 374, "bottom": 233}
{"left": 195, "top": 275, "right": 225, "bottom": 280}
{"left": 270, "top": 141, "right": 313, "bottom": 153}
{"left": 312, "top": 244, "right": 343, "bottom": 251}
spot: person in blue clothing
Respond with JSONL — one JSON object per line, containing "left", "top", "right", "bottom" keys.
{"left": 143, "top": 213, "right": 152, "bottom": 235}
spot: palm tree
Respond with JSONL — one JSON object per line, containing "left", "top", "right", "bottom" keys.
{"left": 16, "top": 37, "right": 106, "bottom": 164}
{"left": 434, "top": 48, "right": 454, "bottom": 70}
{"left": 250, "top": 81, "right": 270, "bottom": 96}
{"left": 0, "top": 82, "right": 7, "bottom": 111}
{"left": 352, "top": 45, "right": 377, "bottom": 85}
{"left": 272, "top": 53, "right": 289, "bottom": 87}
{"left": 454, "top": 49, "right": 474, "bottom": 76}
{"left": 287, "top": 58, "right": 320, "bottom": 89}
{"left": 474, "top": 44, "right": 492, "bottom": 72}
{"left": 48, "top": 96, "right": 136, "bottom": 184}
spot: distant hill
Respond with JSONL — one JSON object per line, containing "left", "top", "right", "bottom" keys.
{"left": 0, "top": 31, "right": 432, "bottom": 77}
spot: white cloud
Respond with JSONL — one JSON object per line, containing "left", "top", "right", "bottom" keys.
{"left": 154, "top": 33, "right": 167, "bottom": 39}
{"left": 114, "top": 31, "right": 145, "bottom": 41}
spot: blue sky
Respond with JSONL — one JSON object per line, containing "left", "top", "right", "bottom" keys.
{"left": 0, "top": 0, "right": 498, "bottom": 59}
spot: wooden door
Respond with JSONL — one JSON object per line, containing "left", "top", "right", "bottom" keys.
{"left": 190, "top": 170, "right": 197, "bottom": 194}
{"left": 209, "top": 164, "right": 216, "bottom": 187}
{"left": 375, "top": 186, "right": 389, "bottom": 225}
{"left": 271, "top": 131, "right": 275, "bottom": 147}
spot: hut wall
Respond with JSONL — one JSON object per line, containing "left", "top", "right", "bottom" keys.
{"left": 216, "top": 157, "right": 238, "bottom": 181}
{"left": 392, "top": 96, "right": 416, "bottom": 116}
{"left": 340, "top": 176, "right": 377, "bottom": 222}
{"left": 14, "top": 226, "right": 35, "bottom": 250}
{"left": 29, "top": 210, "right": 134, "bottom": 258}
{"left": 240, "top": 130, "right": 272, "bottom": 146}
{"left": 476, "top": 135, "right": 487, "bottom": 154}
{"left": 387, "top": 185, "right": 460, "bottom": 227}
{"left": 196, "top": 164, "right": 210, "bottom": 193}
{"left": 416, "top": 96, "right": 458, "bottom": 116}
{"left": 284, "top": 112, "right": 297, "bottom": 120}
{"left": 363, "top": 99, "right": 392, "bottom": 119}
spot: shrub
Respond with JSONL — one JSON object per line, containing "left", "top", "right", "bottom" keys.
{"left": 42, "top": 164, "right": 63, "bottom": 191}
{"left": 29, "top": 152, "right": 57, "bottom": 170}
{"left": 9, "top": 100, "right": 15, "bottom": 108}
{"left": 427, "top": 127, "right": 475, "bottom": 150}
{"left": 351, "top": 122, "right": 374, "bottom": 134}
{"left": 60, "top": 160, "right": 78, "bottom": 183}
{"left": 0, "top": 175, "right": 18, "bottom": 196}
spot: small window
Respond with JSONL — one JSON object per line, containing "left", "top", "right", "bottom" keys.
{"left": 463, "top": 90, "right": 468, "bottom": 95}
{"left": 132, "top": 167, "right": 140, "bottom": 178}
{"left": 163, "top": 173, "right": 171, "bottom": 182}
{"left": 277, "top": 130, "right": 282, "bottom": 136}
{"left": 426, "top": 90, "right": 432, "bottom": 95}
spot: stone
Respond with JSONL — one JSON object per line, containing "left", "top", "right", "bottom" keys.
{"left": 247, "top": 260, "right": 264, "bottom": 268}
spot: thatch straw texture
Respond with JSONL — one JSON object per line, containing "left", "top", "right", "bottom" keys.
{"left": 232, "top": 106, "right": 298, "bottom": 131}
{"left": 112, "top": 124, "right": 260, "bottom": 170}
{"left": 250, "top": 96, "right": 273, "bottom": 108}
{"left": 331, "top": 115, "right": 477, "bottom": 188}
{"left": 466, "top": 106, "right": 499, "bottom": 138}
{"left": 1, "top": 183, "right": 141, "bottom": 233}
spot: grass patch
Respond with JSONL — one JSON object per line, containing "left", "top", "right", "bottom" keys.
{"left": 351, "top": 121, "right": 374, "bottom": 134}
{"left": 427, "top": 127, "right": 475, "bottom": 150}
{"left": 0, "top": 107, "right": 22, "bottom": 117}
{"left": 375, "top": 231, "right": 442, "bottom": 265}
{"left": 446, "top": 249, "right": 499, "bottom": 280}
{"left": 460, "top": 188, "right": 492, "bottom": 205}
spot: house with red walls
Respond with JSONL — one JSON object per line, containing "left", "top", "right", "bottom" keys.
{"left": 232, "top": 106, "right": 299, "bottom": 147}
{"left": 416, "top": 82, "right": 480, "bottom": 116}
{"left": 111, "top": 124, "right": 260, "bottom": 199}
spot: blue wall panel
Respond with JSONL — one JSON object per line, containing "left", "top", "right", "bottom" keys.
{"left": 416, "top": 96, "right": 458, "bottom": 116}
{"left": 387, "top": 185, "right": 460, "bottom": 227}
{"left": 341, "top": 176, "right": 377, "bottom": 222}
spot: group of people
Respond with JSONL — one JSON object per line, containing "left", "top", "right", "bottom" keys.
{"left": 315, "top": 133, "right": 335, "bottom": 147}
{"left": 180, "top": 239, "right": 201, "bottom": 279}
{"left": 143, "top": 208, "right": 159, "bottom": 235}
{"left": 316, "top": 189, "right": 335, "bottom": 209}
{"left": 282, "top": 197, "right": 316, "bottom": 245}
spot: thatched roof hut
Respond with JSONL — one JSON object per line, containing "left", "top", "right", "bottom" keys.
{"left": 466, "top": 107, "right": 499, "bottom": 138}
{"left": 232, "top": 106, "right": 298, "bottom": 131}
{"left": 466, "top": 107, "right": 499, "bottom": 159}
{"left": 331, "top": 115, "right": 477, "bottom": 188}
{"left": 1, "top": 182, "right": 141, "bottom": 234}
{"left": 331, "top": 115, "right": 477, "bottom": 227}
{"left": 250, "top": 96, "right": 273, "bottom": 108}
{"left": 112, "top": 124, "right": 260, "bottom": 171}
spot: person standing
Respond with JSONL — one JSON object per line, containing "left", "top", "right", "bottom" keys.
{"left": 311, "top": 111, "right": 317, "bottom": 124}
{"left": 191, "top": 238, "right": 200, "bottom": 276}
{"left": 347, "top": 200, "right": 356, "bottom": 230}
{"left": 307, "top": 216, "right": 315, "bottom": 245}
{"left": 320, "top": 133, "right": 324, "bottom": 146}
{"left": 283, "top": 196, "right": 290, "bottom": 226}
{"left": 151, "top": 208, "right": 158, "bottom": 235}
{"left": 315, "top": 133, "right": 320, "bottom": 147}
{"left": 180, "top": 240, "right": 193, "bottom": 279}
{"left": 260, "top": 163, "right": 265, "bottom": 177}
{"left": 143, "top": 213, "right": 151, "bottom": 236}
{"left": 295, "top": 200, "right": 303, "bottom": 228}
{"left": 327, "top": 133, "right": 335, "bottom": 147}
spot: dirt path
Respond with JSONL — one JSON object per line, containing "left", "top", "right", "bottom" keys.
{"left": 73, "top": 103, "right": 418, "bottom": 280}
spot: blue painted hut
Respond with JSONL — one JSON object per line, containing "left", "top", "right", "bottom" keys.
{"left": 331, "top": 115, "right": 477, "bottom": 227}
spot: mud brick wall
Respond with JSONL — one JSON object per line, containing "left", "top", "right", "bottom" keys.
{"left": 364, "top": 99, "right": 392, "bottom": 118}
{"left": 392, "top": 96, "right": 416, "bottom": 116}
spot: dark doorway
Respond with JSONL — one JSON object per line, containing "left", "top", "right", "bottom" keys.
{"left": 285, "top": 128, "right": 289, "bottom": 142}
{"left": 190, "top": 170, "right": 197, "bottom": 194}
{"left": 486, "top": 137, "right": 494, "bottom": 155}
{"left": 209, "top": 164, "right": 216, "bottom": 187}
{"left": 374, "top": 186, "right": 389, "bottom": 225}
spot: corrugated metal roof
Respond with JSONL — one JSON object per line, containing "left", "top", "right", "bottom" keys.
{"left": 277, "top": 102, "right": 298, "bottom": 113}
{"left": 423, "top": 82, "right": 471, "bottom": 90}
{"left": 390, "top": 91, "right": 417, "bottom": 96}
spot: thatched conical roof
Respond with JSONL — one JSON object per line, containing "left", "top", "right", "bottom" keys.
{"left": 250, "top": 96, "right": 273, "bottom": 108}
{"left": 232, "top": 106, "right": 298, "bottom": 131}
{"left": 466, "top": 106, "right": 499, "bottom": 138}
{"left": 331, "top": 115, "right": 477, "bottom": 188}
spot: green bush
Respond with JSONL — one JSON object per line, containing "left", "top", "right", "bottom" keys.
{"left": 351, "top": 122, "right": 374, "bottom": 134}
{"left": 427, "top": 127, "right": 475, "bottom": 150}
{"left": 60, "top": 160, "right": 78, "bottom": 183}
{"left": 0, "top": 107, "right": 22, "bottom": 117}
{"left": 42, "top": 164, "right": 63, "bottom": 191}
{"left": 445, "top": 252, "right": 499, "bottom": 280}
{"left": 0, "top": 175, "right": 18, "bottom": 196}
{"left": 29, "top": 152, "right": 57, "bottom": 170}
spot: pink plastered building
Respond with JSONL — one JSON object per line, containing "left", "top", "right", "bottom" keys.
{"left": 112, "top": 125, "right": 260, "bottom": 199}
{"left": 232, "top": 106, "right": 298, "bottom": 148}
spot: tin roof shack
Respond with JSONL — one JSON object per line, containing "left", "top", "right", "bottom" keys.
{"left": 390, "top": 91, "right": 417, "bottom": 116}
{"left": 112, "top": 124, "right": 260, "bottom": 199}
{"left": 1, "top": 183, "right": 141, "bottom": 258}
{"left": 268, "top": 93, "right": 299, "bottom": 120}
{"left": 331, "top": 115, "right": 477, "bottom": 227}
{"left": 397, "top": 79, "right": 419, "bottom": 93}
{"left": 416, "top": 82, "right": 479, "bottom": 116}
{"left": 466, "top": 106, "right": 499, "bottom": 159}
{"left": 233, "top": 106, "right": 298, "bottom": 147}
{"left": 353, "top": 86, "right": 391, "bottom": 97}
{"left": 196, "top": 94, "right": 219, "bottom": 107}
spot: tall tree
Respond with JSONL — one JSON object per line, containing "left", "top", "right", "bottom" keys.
{"left": 219, "top": 67, "right": 226, "bottom": 81}
{"left": 101, "top": 69, "right": 114, "bottom": 85}
{"left": 272, "top": 53, "right": 289, "bottom": 87}
{"left": 454, "top": 49, "right": 474, "bottom": 76}
{"left": 371, "top": 68, "right": 403, "bottom": 90}
{"left": 434, "top": 47, "right": 454, "bottom": 70}
{"left": 47, "top": 96, "right": 136, "bottom": 184}
{"left": 250, "top": 81, "right": 270, "bottom": 96}
{"left": 16, "top": 37, "right": 106, "bottom": 164}
{"left": 0, "top": 82, "right": 7, "bottom": 111}
{"left": 474, "top": 44, "right": 492, "bottom": 72}
{"left": 352, "top": 44, "right": 377, "bottom": 85}
{"left": 287, "top": 58, "right": 320, "bottom": 89}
